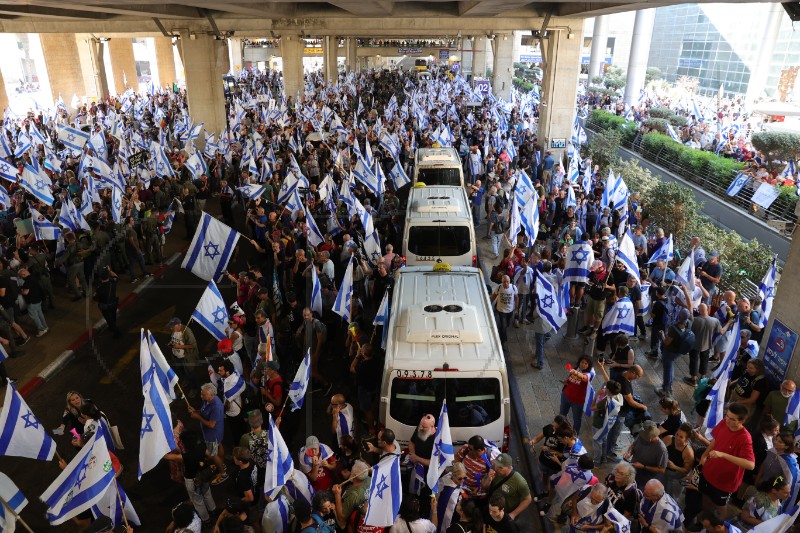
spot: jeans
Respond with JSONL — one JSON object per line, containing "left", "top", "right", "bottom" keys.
{"left": 183, "top": 477, "right": 216, "bottom": 521}
{"left": 593, "top": 435, "right": 606, "bottom": 463}
{"left": 689, "top": 348, "right": 710, "bottom": 378}
{"left": 661, "top": 351, "right": 682, "bottom": 393}
{"left": 534, "top": 332, "right": 547, "bottom": 366}
{"left": 496, "top": 311, "right": 512, "bottom": 344}
{"left": 490, "top": 232, "right": 502, "bottom": 256}
{"left": 517, "top": 294, "right": 531, "bottom": 322}
{"left": 472, "top": 204, "right": 481, "bottom": 226}
{"left": 635, "top": 315, "right": 646, "bottom": 337}
{"left": 650, "top": 325, "right": 664, "bottom": 353}
{"left": 27, "top": 302, "right": 47, "bottom": 331}
{"left": 559, "top": 393, "right": 584, "bottom": 435}
{"left": 128, "top": 251, "right": 148, "bottom": 280}
{"left": 604, "top": 415, "right": 625, "bottom": 457}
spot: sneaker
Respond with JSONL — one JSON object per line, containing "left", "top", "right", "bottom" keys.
{"left": 514, "top": 320, "right": 520, "bottom": 328}
{"left": 131, "top": 278, "right": 140, "bottom": 284}
{"left": 538, "top": 503, "right": 551, "bottom": 517}
{"left": 19, "top": 336, "right": 30, "bottom": 346}
{"left": 211, "top": 471, "right": 229, "bottom": 485}
{"left": 655, "top": 388, "right": 668, "bottom": 397}
{"left": 645, "top": 350, "right": 659, "bottom": 358}
{"left": 578, "top": 325, "right": 590, "bottom": 334}
{"left": 683, "top": 376, "right": 698, "bottom": 387}
{"left": 36, "top": 329, "right": 48, "bottom": 338}
{"left": 533, "top": 492, "right": 549, "bottom": 503}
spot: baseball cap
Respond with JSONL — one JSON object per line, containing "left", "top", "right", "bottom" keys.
{"left": 492, "top": 453, "right": 513, "bottom": 468}
{"left": 677, "top": 308, "right": 691, "bottom": 322}
{"left": 708, "top": 250, "right": 720, "bottom": 258}
{"left": 589, "top": 260, "right": 604, "bottom": 272}
{"left": 166, "top": 317, "right": 181, "bottom": 328}
{"left": 640, "top": 420, "right": 660, "bottom": 440}
{"left": 305, "top": 436, "right": 320, "bottom": 454}
{"left": 266, "top": 360, "right": 280, "bottom": 371}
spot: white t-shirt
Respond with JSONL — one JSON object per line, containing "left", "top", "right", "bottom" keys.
{"left": 494, "top": 284, "right": 518, "bottom": 314}
{"left": 171, "top": 331, "right": 185, "bottom": 359}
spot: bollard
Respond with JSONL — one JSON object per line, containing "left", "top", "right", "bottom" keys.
{"left": 566, "top": 310, "right": 580, "bottom": 339}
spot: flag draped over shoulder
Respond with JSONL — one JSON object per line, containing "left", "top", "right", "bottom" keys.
{"left": 601, "top": 297, "right": 636, "bottom": 335}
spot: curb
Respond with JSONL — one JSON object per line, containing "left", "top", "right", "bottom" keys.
{"left": 18, "top": 249, "right": 185, "bottom": 399}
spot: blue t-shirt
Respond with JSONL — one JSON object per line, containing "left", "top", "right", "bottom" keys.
{"left": 200, "top": 396, "right": 225, "bottom": 442}
{"left": 472, "top": 187, "right": 485, "bottom": 207}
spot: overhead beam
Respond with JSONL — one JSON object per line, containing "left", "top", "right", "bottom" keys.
{"left": 26, "top": 1, "right": 203, "bottom": 19}
{"left": 0, "top": 5, "right": 103, "bottom": 19}
{"left": 328, "top": 1, "right": 393, "bottom": 17}
{"left": 556, "top": 2, "right": 662, "bottom": 17}
{"left": 457, "top": 0, "right": 536, "bottom": 17}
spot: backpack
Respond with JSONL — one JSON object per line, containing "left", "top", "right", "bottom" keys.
{"left": 495, "top": 191, "right": 508, "bottom": 210}
{"left": 492, "top": 213, "right": 507, "bottom": 234}
{"left": 675, "top": 327, "right": 696, "bottom": 355}
{"left": 299, "top": 514, "right": 335, "bottom": 533}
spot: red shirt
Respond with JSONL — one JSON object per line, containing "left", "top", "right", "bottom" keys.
{"left": 703, "top": 420, "right": 754, "bottom": 493}
{"left": 563, "top": 371, "right": 589, "bottom": 405}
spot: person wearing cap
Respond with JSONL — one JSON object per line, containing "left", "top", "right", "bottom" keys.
{"left": 698, "top": 250, "right": 722, "bottom": 305}
{"left": 167, "top": 317, "right": 201, "bottom": 394}
{"left": 624, "top": 420, "right": 668, "bottom": 487}
{"left": 331, "top": 460, "right": 371, "bottom": 529}
{"left": 238, "top": 410, "right": 267, "bottom": 493}
{"left": 480, "top": 452, "right": 532, "bottom": 521}
{"left": 657, "top": 288, "right": 694, "bottom": 397}
{"left": 299, "top": 435, "right": 337, "bottom": 491}
{"left": 215, "top": 338, "right": 244, "bottom": 376}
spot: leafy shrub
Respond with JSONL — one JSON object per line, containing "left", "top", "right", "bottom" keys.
{"left": 648, "top": 107, "right": 674, "bottom": 120}
{"left": 643, "top": 118, "right": 670, "bottom": 134}
{"left": 751, "top": 131, "right": 800, "bottom": 168}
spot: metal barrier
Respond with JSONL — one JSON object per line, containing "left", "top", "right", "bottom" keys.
{"left": 586, "top": 122, "right": 799, "bottom": 235}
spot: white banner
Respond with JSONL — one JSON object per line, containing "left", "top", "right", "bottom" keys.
{"left": 751, "top": 182, "right": 781, "bottom": 209}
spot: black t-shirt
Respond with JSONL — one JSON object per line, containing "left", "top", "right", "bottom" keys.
{"left": 0, "top": 276, "right": 17, "bottom": 308}
{"left": 484, "top": 514, "right": 519, "bottom": 533}
{"left": 604, "top": 475, "right": 640, "bottom": 518}
{"left": 234, "top": 464, "right": 256, "bottom": 502}
{"left": 660, "top": 413, "right": 682, "bottom": 437}
{"left": 182, "top": 447, "right": 206, "bottom": 479}
{"left": 700, "top": 262, "right": 722, "bottom": 291}
{"left": 355, "top": 357, "right": 382, "bottom": 393}
{"left": 734, "top": 374, "right": 768, "bottom": 406}
{"left": 628, "top": 284, "right": 642, "bottom": 305}
{"left": 410, "top": 429, "right": 435, "bottom": 462}
{"left": 538, "top": 424, "right": 567, "bottom": 470}
{"left": 618, "top": 376, "right": 634, "bottom": 409}
{"left": 22, "top": 278, "right": 43, "bottom": 304}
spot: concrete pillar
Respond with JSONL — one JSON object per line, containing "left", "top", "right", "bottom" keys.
{"left": 280, "top": 34, "right": 304, "bottom": 101}
{"left": 763, "top": 235, "right": 800, "bottom": 384}
{"left": 345, "top": 37, "right": 358, "bottom": 72}
{"left": 228, "top": 37, "right": 243, "bottom": 74}
{"left": 473, "top": 36, "right": 487, "bottom": 78}
{"left": 745, "top": 3, "right": 784, "bottom": 104}
{"left": 323, "top": 36, "right": 338, "bottom": 84}
{"left": 537, "top": 27, "right": 582, "bottom": 161}
{"left": 73, "top": 34, "right": 102, "bottom": 100}
{"left": 623, "top": 9, "right": 656, "bottom": 105}
{"left": 39, "top": 33, "right": 89, "bottom": 103}
{"left": 87, "top": 38, "right": 110, "bottom": 100}
{"left": 107, "top": 37, "right": 137, "bottom": 93}
{"left": 492, "top": 33, "right": 514, "bottom": 100}
{"left": 512, "top": 31, "right": 522, "bottom": 63}
{"left": 0, "top": 68, "right": 8, "bottom": 112}
{"left": 181, "top": 32, "right": 227, "bottom": 140}
{"left": 588, "top": 16, "right": 609, "bottom": 81}
{"left": 154, "top": 36, "right": 177, "bottom": 88}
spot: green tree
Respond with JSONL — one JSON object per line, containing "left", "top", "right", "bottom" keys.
{"left": 645, "top": 67, "right": 662, "bottom": 84}
{"left": 750, "top": 131, "right": 800, "bottom": 169}
{"left": 616, "top": 159, "right": 658, "bottom": 199}
{"left": 588, "top": 129, "right": 621, "bottom": 174}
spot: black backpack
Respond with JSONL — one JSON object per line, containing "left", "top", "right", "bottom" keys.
{"left": 675, "top": 327, "right": 696, "bottom": 355}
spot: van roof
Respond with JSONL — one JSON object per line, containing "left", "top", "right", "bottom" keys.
{"left": 415, "top": 147, "right": 460, "bottom": 166}
{"left": 406, "top": 186, "right": 471, "bottom": 220}
{"left": 385, "top": 266, "right": 504, "bottom": 369}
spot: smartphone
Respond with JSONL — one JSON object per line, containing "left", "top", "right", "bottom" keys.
{"left": 52, "top": 427, "right": 64, "bottom": 436}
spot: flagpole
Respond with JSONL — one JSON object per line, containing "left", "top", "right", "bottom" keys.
{"left": 0, "top": 495, "right": 35, "bottom": 533}
{"left": 112, "top": 477, "right": 130, "bottom": 530}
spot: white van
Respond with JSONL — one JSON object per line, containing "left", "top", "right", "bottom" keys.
{"left": 413, "top": 147, "right": 464, "bottom": 187}
{"left": 403, "top": 186, "right": 477, "bottom": 267}
{"left": 379, "top": 266, "right": 510, "bottom": 450}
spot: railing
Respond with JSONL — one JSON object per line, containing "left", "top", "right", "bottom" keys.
{"left": 587, "top": 120, "right": 798, "bottom": 236}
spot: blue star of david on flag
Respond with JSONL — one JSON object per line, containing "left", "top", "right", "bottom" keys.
{"left": 182, "top": 213, "right": 240, "bottom": 282}
{"left": 66, "top": 133, "right": 76, "bottom": 143}
{"left": 571, "top": 249, "right": 589, "bottom": 263}
{"left": 617, "top": 308, "right": 630, "bottom": 319}
{"left": 21, "top": 411, "right": 39, "bottom": 429}
{"left": 191, "top": 280, "right": 229, "bottom": 341}
{"left": 140, "top": 411, "right": 154, "bottom": 439}
{"left": 375, "top": 475, "right": 389, "bottom": 499}
{"left": 541, "top": 294, "right": 555, "bottom": 309}
{"left": 212, "top": 306, "right": 227, "bottom": 324}
{"left": 203, "top": 242, "right": 220, "bottom": 260}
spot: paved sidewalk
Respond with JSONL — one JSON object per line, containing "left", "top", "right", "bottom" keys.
{"left": 475, "top": 219, "right": 699, "bottom": 483}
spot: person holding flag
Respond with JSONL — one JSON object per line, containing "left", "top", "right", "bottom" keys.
{"left": 480, "top": 453, "right": 532, "bottom": 521}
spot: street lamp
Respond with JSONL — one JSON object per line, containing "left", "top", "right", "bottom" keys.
{"left": 222, "top": 75, "right": 237, "bottom": 141}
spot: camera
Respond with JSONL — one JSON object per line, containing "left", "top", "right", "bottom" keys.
{"left": 361, "top": 438, "right": 378, "bottom": 452}
{"left": 598, "top": 356, "right": 605, "bottom": 364}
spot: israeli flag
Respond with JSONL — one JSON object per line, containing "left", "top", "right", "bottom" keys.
{"left": 426, "top": 403, "right": 456, "bottom": 496}
{"left": 0, "top": 157, "right": 18, "bottom": 184}
{"left": 88, "top": 131, "right": 107, "bottom": 161}
{"left": 353, "top": 156, "right": 380, "bottom": 196}
{"left": 305, "top": 212, "right": 326, "bottom": 248}
{"left": 58, "top": 201, "right": 77, "bottom": 232}
{"left": 191, "top": 280, "right": 229, "bottom": 341}
{"left": 310, "top": 267, "right": 323, "bottom": 317}
{"left": 750, "top": 505, "right": 800, "bottom": 533}
{"left": 0, "top": 472, "right": 28, "bottom": 532}
{"left": 520, "top": 190, "right": 540, "bottom": 246}
{"left": 564, "top": 241, "right": 594, "bottom": 283}
{"left": 666, "top": 123, "right": 680, "bottom": 142}
{"left": 40, "top": 425, "right": 116, "bottom": 525}
{"left": 285, "top": 188, "right": 303, "bottom": 221}
{"left": 91, "top": 482, "right": 141, "bottom": 528}
{"left": 436, "top": 481, "right": 462, "bottom": 532}
{"left": 388, "top": 161, "right": 410, "bottom": 190}
{"left": 29, "top": 207, "right": 61, "bottom": 241}
{"left": 288, "top": 349, "right": 311, "bottom": 412}
{"left": 364, "top": 454, "right": 402, "bottom": 527}
{"left": 593, "top": 394, "right": 622, "bottom": 441}
{"left": 757, "top": 256, "right": 777, "bottom": 328}
{"left": 640, "top": 281, "right": 652, "bottom": 314}
{"left": 182, "top": 212, "right": 240, "bottom": 282}
{"left": 110, "top": 186, "right": 123, "bottom": 225}
{"left": 565, "top": 184, "right": 577, "bottom": 208}
{"left": 372, "top": 290, "right": 390, "bottom": 350}
{"left": 616, "top": 232, "right": 641, "bottom": 285}
{"left": 139, "top": 330, "right": 178, "bottom": 401}
{"left": 264, "top": 414, "right": 294, "bottom": 493}
{"left": 237, "top": 184, "right": 266, "bottom": 201}
{"left": 605, "top": 507, "right": 632, "bottom": 533}
{"left": 379, "top": 131, "right": 400, "bottom": 160}
{"left": 582, "top": 369, "right": 597, "bottom": 417}
{"left": 568, "top": 156, "right": 580, "bottom": 184}
{"left": 277, "top": 171, "right": 300, "bottom": 204}
{"left": 332, "top": 257, "right": 354, "bottom": 322}
{"left": 57, "top": 125, "right": 90, "bottom": 152}
{"left": 0, "top": 133, "right": 13, "bottom": 158}
{"left": 727, "top": 173, "right": 749, "bottom": 197}
{"left": 185, "top": 152, "right": 208, "bottom": 178}
{"left": 675, "top": 252, "right": 696, "bottom": 290}
{"left": 14, "top": 132, "right": 31, "bottom": 158}
{"left": 647, "top": 234, "right": 674, "bottom": 264}
{"left": 515, "top": 169, "right": 535, "bottom": 207}
{"left": 535, "top": 271, "right": 569, "bottom": 332}
{"left": 601, "top": 297, "right": 636, "bottom": 335}
{"left": 784, "top": 390, "right": 800, "bottom": 430}
{"left": 262, "top": 495, "right": 292, "bottom": 533}
{"left": 151, "top": 142, "right": 175, "bottom": 178}
{"left": 138, "top": 373, "right": 177, "bottom": 479}
{"left": 704, "top": 359, "right": 735, "bottom": 438}
{"left": 20, "top": 165, "right": 54, "bottom": 205}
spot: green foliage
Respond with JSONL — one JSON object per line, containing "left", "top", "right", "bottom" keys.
{"left": 751, "top": 131, "right": 800, "bottom": 167}
{"left": 643, "top": 118, "right": 671, "bottom": 134}
{"left": 616, "top": 159, "right": 658, "bottom": 199}
{"left": 667, "top": 115, "right": 688, "bottom": 128}
{"left": 588, "top": 128, "right": 621, "bottom": 175}
{"left": 589, "top": 109, "right": 626, "bottom": 131}
{"left": 512, "top": 77, "right": 536, "bottom": 93}
{"left": 648, "top": 107, "right": 674, "bottom": 120}
{"left": 638, "top": 133, "right": 743, "bottom": 187}
{"left": 590, "top": 75, "right": 605, "bottom": 85}
{"left": 645, "top": 67, "right": 662, "bottom": 84}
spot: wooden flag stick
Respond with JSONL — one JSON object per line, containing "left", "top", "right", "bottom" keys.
{"left": 112, "top": 477, "right": 130, "bottom": 530}
{"left": 0, "top": 495, "right": 35, "bottom": 533}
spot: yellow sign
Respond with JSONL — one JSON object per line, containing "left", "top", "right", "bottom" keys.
{"left": 304, "top": 47, "right": 323, "bottom": 55}
{"left": 433, "top": 262, "right": 452, "bottom": 272}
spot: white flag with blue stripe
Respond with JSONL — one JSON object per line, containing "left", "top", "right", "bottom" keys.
{"left": 264, "top": 413, "right": 294, "bottom": 493}
{"left": 138, "top": 373, "right": 177, "bottom": 479}
{"left": 784, "top": 390, "right": 800, "bottom": 431}
{"left": 427, "top": 400, "right": 455, "bottom": 493}
{"left": 237, "top": 183, "right": 265, "bottom": 201}
{"left": 593, "top": 394, "right": 621, "bottom": 441}
{"left": 310, "top": 266, "right": 323, "bottom": 317}
{"left": 39, "top": 425, "right": 115, "bottom": 525}
{"left": 353, "top": 156, "right": 380, "bottom": 195}
{"left": 262, "top": 494, "right": 292, "bottom": 533}
{"left": 757, "top": 256, "right": 777, "bottom": 328}
{"left": 305, "top": 211, "right": 326, "bottom": 248}
{"left": 601, "top": 297, "right": 636, "bottom": 335}
{"left": 182, "top": 212, "right": 240, "bottom": 281}
{"left": 57, "top": 125, "right": 90, "bottom": 152}
{"left": 332, "top": 257, "right": 354, "bottom": 322}
{"left": 0, "top": 472, "right": 27, "bottom": 532}
{"left": 520, "top": 190, "right": 540, "bottom": 246}
{"left": 0, "top": 157, "right": 18, "bottom": 184}
{"left": 30, "top": 207, "right": 61, "bottom": 241}
{"left": 750, "top": 504, "right": 800, "bottom": 533}
{"left": 372, "top": 290, "right": 390, "bottom": 349}
{"left": 647, "top": 234, "right": 674, "bottom": 264}
{"left": 666, "top": 123, "right": 680, "bottom": 142}
{"left": 605, "top": 507, "right": 632, "bottom": 533}
{"left": 91, "top": 482, "right": 141, "bottom": 527}
{"left": 704, "top": 360, "right": 735, "bottom": 438}
{"left": 277, "top": 171, "right": 300, "bottom": 204}
{"left": 364, "top": 454, "right": 402, "bottom": 527}
{"left": 14, "top": 132, "right": 31, "bottom": 158}
{"left": 191, "top": 280, "right": 229, "bottom": 341}
{"left": 185, "top": 152, "right": 207, "bottom": 178}
{"left": 582, "top": 369, "right": 597, "bottom": 417}
{"left": 20, "top": 165, "right": 54, "bottom": 205}
{"left": 616, "top": 232, "right": 641, "bottom": 285}
{"left": 564, "top": 241, "right": 594, "bottom": 283}
{"left": 535, "top": 272, "right": 568, "bottom": 332}
{"left": 712, "top": 319, "right": 741, "bottom": 381}
{"left": 288, "top": 349, "right": 311, "bottom": 412}
{"left": 514, "top": 169, "right": 535, "bottom": 206}
{"left": 140, "top": 329, "right": 178, "bottom": 401}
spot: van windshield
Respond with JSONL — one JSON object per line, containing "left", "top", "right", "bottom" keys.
{"left": 389, "top": 377, "right": 501, "bottom": 428}
{"left": 408, "top": 226, "right": 471, "bottom": 257}
{"left": 416, "top": 168, "right": 462, "bottom": 186}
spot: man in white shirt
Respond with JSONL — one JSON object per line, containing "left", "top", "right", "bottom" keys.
{"left": 216, "top": 359, "right": 247, "bottom": 443}
{"left": 491, "top": 275, "right": 518, "bottom": 347}
{"left": 329, "top": 393, "right": 355, "bottom": 445}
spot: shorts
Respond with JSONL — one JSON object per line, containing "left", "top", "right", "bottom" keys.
{"left": 572, "top": 282, "right": 586, "bottom": 289}
{"left": 699, "top": 474, "right": 731, "bottom": 506}
{"left": 205, "top": 440, "right": 220, "bottom": 456}
{"left": 586, "top": 297, "right": 606, "bottom": 320}
{"left": 358, "top": 387, "right": 377, "bottom": 412}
